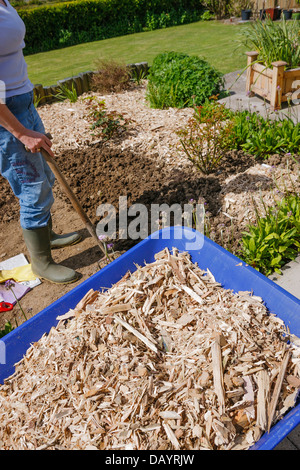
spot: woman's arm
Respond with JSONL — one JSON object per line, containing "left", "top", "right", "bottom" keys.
{"left": 0, "top": 102, "right": 54, "bottom": 157}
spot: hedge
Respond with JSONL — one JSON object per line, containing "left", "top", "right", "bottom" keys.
{"left": 19, "top": 0, "right": 205, "bottom": 55}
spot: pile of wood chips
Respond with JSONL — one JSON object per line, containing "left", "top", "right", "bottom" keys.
{"left": 0, "top": 248, "right": 299, "bottom": 450}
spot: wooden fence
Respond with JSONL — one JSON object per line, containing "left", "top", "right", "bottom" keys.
{"left": 33, "top": 62, "right": 149, "bottom": 106}
{"left": 254, "top": 0, "right": 299, "bottom": 10}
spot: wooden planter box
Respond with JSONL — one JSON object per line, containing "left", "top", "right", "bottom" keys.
{"left": 245, "top": 51, "right": 300, "bottom": 109}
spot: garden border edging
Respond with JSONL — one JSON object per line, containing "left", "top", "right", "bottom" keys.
{"left": 33, "top": 61, "right": 150, "bottom": 106}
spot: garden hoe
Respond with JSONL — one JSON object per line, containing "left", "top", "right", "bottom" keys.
{"left": 27, "top": 133, "right": 106, "bottom": 258}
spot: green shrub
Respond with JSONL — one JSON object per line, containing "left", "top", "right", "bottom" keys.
{"left": 190, "top": 100, "right": 300, "bottom": 159}
{"left": 83, "top": 96, "right": 130, "bottom": 141}
{"left": 54, "top": 82, "right": 78, "bottom": 103}
{"left": 19, "top": 0, "right": 204, "bottom": 55}
{"left": 240, "top": 193, "right": 300, "bottom": 276}
{"left": 232, "top": 111, "right": 300, "bottom": 158}
{"left": 0, "top": 322, "right": 14, "bottom": 339}
{"left": 146, "top": 52, "right": 224, "bottom": 108}
{"left": 177, "top": 101, "right": 235, "bottom": 173}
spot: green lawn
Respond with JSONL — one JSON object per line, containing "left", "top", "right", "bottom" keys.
{"left": 26, "top": 20, "right": 250, "bottom": 86}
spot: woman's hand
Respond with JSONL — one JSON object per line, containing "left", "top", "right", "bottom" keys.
{"left": 0, "top": 103, "right": 55, "bottom": 157}
{"left": 19, "top": 129, "right": 54, "bottom": 157}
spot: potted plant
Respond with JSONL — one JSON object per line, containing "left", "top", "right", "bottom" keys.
{"left": 241, "top": 8, "right": 252, "bottom": 19}
{"left": 242, "top": 17, "right": 300, "bottom": 109}
{"left": 282, "top": 0, "right": 293, "bottom": 19}
{"left": 259, "top": 0, "right": 266, "bottom": 19}
{"left": 240, "top": 0, "right": 254, "bottom": 19}
{"left": 292, "top": 11, "right": 300, "bottom": 19}
{"left": 265, "top": 6, "right": 279, "bottom": 20}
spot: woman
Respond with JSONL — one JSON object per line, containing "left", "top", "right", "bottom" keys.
{"left": 0, "top": 0, "right": 81, "bottom": 284}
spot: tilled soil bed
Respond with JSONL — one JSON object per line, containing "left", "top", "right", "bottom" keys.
{"left": 0, "top": 83, "right": 299, "bottom": 331}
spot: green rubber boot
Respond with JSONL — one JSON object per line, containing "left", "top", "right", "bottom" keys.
{"left": 22, "top": 225, "right": 79, "bottom": 284}
{"left": 49, "top": 216, "right": 82, "bottom": 249}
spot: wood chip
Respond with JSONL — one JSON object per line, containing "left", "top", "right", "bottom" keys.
{"left": 0, "top": 248, "right": 299, "bottom": 450}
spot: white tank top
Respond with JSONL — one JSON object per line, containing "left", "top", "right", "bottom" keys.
{"left": 0, "top": 0, "right": 33, "bottom": 99}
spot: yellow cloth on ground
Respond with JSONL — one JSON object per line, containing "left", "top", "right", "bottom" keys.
{"left": 0, "top": 265, "right": 36, "bottom": 283}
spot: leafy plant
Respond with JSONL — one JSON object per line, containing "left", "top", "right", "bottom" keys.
{"left": 240, "top": 17, "right": 300, "bottom": 69}
{"left": 177, "top": 99, "right": 300, "bottom": 160}
{"left": 232, "top": 111, "right": 300, "bottom": 158}
{"left": 240, "top": 193, "right": 300, "bottom": 275}
{"left": 146, "top": 51, "right": 224, "bottom": 109}
{"left": 84, "top": 96, "right": 130, "bottom": 141}
{"left": 177, "top": 103, "right": 236, "bottom": 174}
{"left": 201, "top": 10, "right": 214, "bottom": 20}
{"left": 33, "top": 89, "right": 52, "bottom": 108}
{"left": 0, "top": 322, "right": 14, "bottom": 339}
{"left": 229, "top": 0, "right": 254, "bottom": 16}
{"left": 129, "top": 67, "right": 148, "bottom": 85}
{"left": 202, "top": 0, "right": 231, "bottom": 19}
{"left": 55, "top": 82, "right": 78, "bottom": 103}
{"left": 146, "top": 81, "right": 185, "bottom": 109}
{"left": 194, "top": 99, "right": 234, "bottom": 123}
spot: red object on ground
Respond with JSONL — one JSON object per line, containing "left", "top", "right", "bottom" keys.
{"left": 0, "top": 302, "right": 13, "bottom": 313}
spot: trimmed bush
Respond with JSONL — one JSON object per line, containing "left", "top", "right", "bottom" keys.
{"left": 146, "top": 51, "right": 224, "bottom": 108}
{"left": 19, "top": 0, "right": 204, "bottom": 54}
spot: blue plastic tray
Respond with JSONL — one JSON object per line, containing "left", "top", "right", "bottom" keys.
{"left": 1, "top": 226, "right": 300, "bottom": 450}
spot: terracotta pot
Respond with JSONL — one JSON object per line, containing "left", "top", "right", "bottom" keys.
{"left": 265, "top": 8, "right": 277, "bottom": 20}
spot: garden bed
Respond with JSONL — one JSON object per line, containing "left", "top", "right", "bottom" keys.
{"left": 0, "top": 83, "right": 299, "bottom": 331}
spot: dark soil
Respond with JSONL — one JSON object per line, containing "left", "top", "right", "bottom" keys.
{"left": 0, "top": 142, "right": 267, "bottom": 330}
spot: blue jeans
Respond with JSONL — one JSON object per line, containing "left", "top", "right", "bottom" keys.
{"left": 0, "top": 91, "right": 55, "bottom": 229}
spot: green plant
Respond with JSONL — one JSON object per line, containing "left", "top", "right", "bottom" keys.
{"left": 193, "top": 99, "right": 234, "bottom": 123}
{"left": 202, "top": 0, "right": 231, "bottom": 19}
{"left": 229, "top": 0, "right": 254, "bottom": 16}
{"left": 33, "top": 89, "right": 52, "bottom": 108}
{"left": 129, "top": 67, "right": 148, "bottom": 85}
{"left": 55, "top": 82, "right": 78, "bottom": 103}
{"left": 240, "top": 193, "right": 300, "bottom": 275}
{"left": 83, "top": 96, "right": 129, "bottom": 141}
{"left": 146, "top": 51, "right": 224, "bottom": 109}
{"left": 232, "top": 111, "right": 300, "bottom": 158}
{"left": 146, "top": 81, "right": 185, "bottom": 109}
{"left": 240, "top": 17, "right": 300, "bottom": 69}
{"left": 201, "top": 10, "right": 214, "bottom": 20}
{"left": 177, "top": 103, "right": 236, "bottom": 174}
{"left": 0, "top": 322, "right": 14, "bottom": 339}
